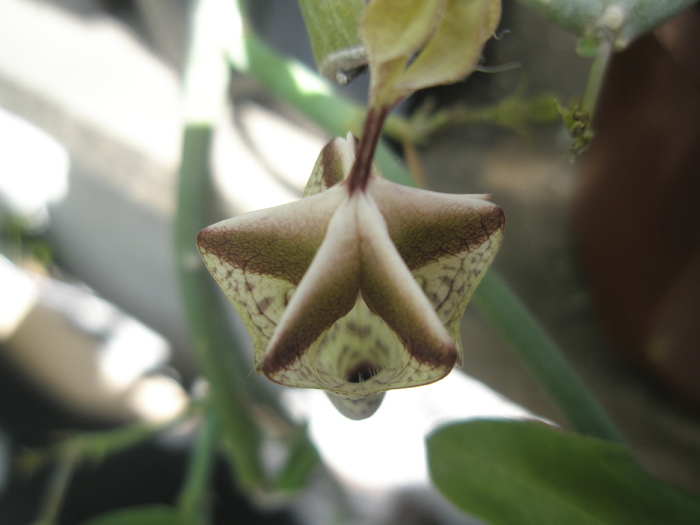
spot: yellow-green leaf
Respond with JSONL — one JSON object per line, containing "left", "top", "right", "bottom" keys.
{"left": 362, "top": 0, "right": 445, "bottom": 64}
{"left": 400, "top": 0, "right": 501, "bottom": 90}
{"left": 362, "top": 0, "right": 502, "bottom": 109}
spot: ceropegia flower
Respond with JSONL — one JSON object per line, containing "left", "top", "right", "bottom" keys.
{"left": 197, "top": 134, "right": 504, "bottom": 419}
{"left": 198, "top": 0, "right": 504, "bottom": 419}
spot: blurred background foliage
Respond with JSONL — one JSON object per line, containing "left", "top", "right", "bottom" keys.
{"left": 0, "top": 0, "right": 699, "bottom": 524}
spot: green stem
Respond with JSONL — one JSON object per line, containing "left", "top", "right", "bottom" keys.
{"left": 297, "top": 0, "right": 366, "bottom": 84}
{"left": 27, "top": 417, "right": 191, "bottom": 524}
{"left": 471, "top": 271, "right": 625, "bottom": 443}
{"left": 30, "top": 447, "right": 79, "bottom": 525}
{"left": 177, "top": 407, "right": 220, "bottom": 522}
{"left": 582, "top": 36, "right": 613, "bottom": 123}
{"left": 176, "top": 0, "right": 267, "bottom": 490}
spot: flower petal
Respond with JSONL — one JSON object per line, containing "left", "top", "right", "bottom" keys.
{"left": 261, "top": 194, "right": 362, "bottom": 385}
{"left": 196, "top": 187, "right": 345, "bottom": 365}
{"left": 369, "top": 176, "right": 505, "bottom": 364}
{"left": 263, "top": 186, "right": 462, "bottom": 400}
{"left": 327, "top": 392, "right": 386, "bottom": 420}
{"left": 303, "top": 134, "right": 357, "bottom": 197}
{"left": 357, "top": 189, "right": 459, "bottom": 380}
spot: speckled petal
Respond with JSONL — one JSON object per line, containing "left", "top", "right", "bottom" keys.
{"left": 196, "top": 187, "right": 345, "bottom": 366}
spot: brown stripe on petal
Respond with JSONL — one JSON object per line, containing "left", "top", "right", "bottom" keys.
{"left": 345, "top": 320, "right": 373, "bottom": 338}
{"left": 368, "top": 178, "right": 505, "bottom": 270}
{"left": 261, "top": 285, "right": 358, "bottom": 377}
{"left": 256, "top": 295, "right": 274, "bottom": 314}
{"left": 392, "top": 203, "right": 505, "bottom": 270}
{"left": 261, "top": 199, "right": 363, "bottom": 378}
{"left": 196, "top": 222, "right": 319, "bottom": 285}
{"left": 399, "top": 332, "right": 457, "bottom": 369}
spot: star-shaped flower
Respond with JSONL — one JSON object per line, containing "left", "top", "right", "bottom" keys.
{"left": 197, "top": 134, "right": 504, "bottom": 419}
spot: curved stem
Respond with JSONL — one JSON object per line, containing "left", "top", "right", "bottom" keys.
{"left": 347, "top": 106, "right": 389, "bottom": 193}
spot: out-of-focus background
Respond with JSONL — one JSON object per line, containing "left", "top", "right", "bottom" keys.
{"left": 1, "top": 0, "right": 699, "bottom": 524}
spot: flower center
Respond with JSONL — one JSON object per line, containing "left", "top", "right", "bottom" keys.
{"left": 345, "top": 361, "right": 380, "bottom": 383}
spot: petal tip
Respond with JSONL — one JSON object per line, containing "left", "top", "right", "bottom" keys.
{"left": 326, "top": 392, "right": 386, "bottom": 420}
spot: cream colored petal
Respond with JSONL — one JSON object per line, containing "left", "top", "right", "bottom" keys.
{"left": 262, "top": 193, "right": 361, "bottom": 384}
{"left": 261, "top": 295, "right": 393, "bottom": 395}
{"left": 196, "top": 186, "right": 345, "bottom": 366}
{"left": 310, "top": 295, "right": 456, "bottom": 420}
{"left": 302, "top": 134, "right": 357, "bottom": 197}
{"left": 369, "top": 176, "right": 505, "bottom": 365}
{"left": 357, "top": 190, "right": 458, "bottom": 377}
{"left": 327, "top": 392, "right": 386, "bottom": 421}
{"left": 285, "top": 291, "right": 452, "bottom": 419}
{"left": 264, "top": 187, "right": 460, "bottom": 407}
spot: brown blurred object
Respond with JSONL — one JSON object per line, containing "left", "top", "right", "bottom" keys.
{"left": 574, "top": 5, "right": 700, "bottom": 409}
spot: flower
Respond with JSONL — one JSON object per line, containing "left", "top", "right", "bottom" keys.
{"left": 197, "top": 134, "right": 504, "bottom": 419}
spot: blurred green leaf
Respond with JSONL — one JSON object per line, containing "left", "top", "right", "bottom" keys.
{"left": 515, "top": 0, "right": 697, "bottom": 50}
{"left": 178, "top": 0, "right": 266, "bottom": 489}
{"left": 79, "top": 505, "right": 191, "bottom": 525}
{"left": 428, "top": 419, "right": 700, "bottom": 525}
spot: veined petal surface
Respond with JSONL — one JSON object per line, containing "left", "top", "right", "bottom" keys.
{"left": 197, "top": 134, "right": 505, "bottom": 419}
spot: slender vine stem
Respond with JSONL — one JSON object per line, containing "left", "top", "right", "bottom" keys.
{"left": 582, "top": 36, "right": 613, "bottom": 122}
{"left": 177, "top": 406, "right": 220, "bottom": 522}
{"left": 176, "top": 0, "right": 267, "bottom": 489}
{"left": 30, "top": 447, "right": 79, "bottom": 525}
